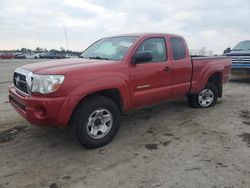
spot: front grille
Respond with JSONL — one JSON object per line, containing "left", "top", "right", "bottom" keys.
{"left": 229, "top": 56, "right": 250, "bottom": 64}
{"left": 13, "top": 72, "right": 28, "bottom": 94}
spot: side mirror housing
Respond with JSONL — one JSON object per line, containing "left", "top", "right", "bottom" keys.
{"left": 223, "top": 47, "right": 231, "bottom": 54}
{"left": 132, "top": 51, "right": 153, "bottom": 64}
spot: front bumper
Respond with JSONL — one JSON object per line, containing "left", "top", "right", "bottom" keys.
{"left": 9, "top": 85, "right": 67, "bottom": 127}
{"left": 232, "top": 64, "right": 250, "bottom": 74}
{"left": 232, "top": 63, "right": 250, "bottom": 69}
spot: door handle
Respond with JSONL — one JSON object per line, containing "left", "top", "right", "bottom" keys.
{"left": 163, "top": 66, "right": 171, "bottom": 72}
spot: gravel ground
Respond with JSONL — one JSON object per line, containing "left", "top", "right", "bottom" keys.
{"left": 0, "top": 59, "right": 249, "bottom": 188}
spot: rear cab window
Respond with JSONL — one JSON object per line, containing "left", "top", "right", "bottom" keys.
{"left": 170, "top": 37, "right": 187, "bottom": 60}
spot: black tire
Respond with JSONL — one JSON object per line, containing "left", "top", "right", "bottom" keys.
{"left": 188, "top": 83, "right": 218, "bottom": 108}
{"left": 71, "top": 95, "right": 120, "bottom": 149}
{"left": 187, "top": 94, "right": 195, "bottom": 108}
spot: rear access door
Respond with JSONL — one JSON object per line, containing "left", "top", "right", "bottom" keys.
{"left": 168, "top": 36, "right": 192, "bottom": 96}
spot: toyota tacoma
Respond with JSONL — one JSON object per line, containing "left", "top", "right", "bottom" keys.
{"left": 9, "top": 33, "right": 232, "bottom": 148}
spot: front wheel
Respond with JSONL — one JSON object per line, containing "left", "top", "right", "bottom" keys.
{"left": 188, "top": 83, "right": 218, "bottom": 108}
{"left": 71, "top": 95, "right": 120, "bottom": 148}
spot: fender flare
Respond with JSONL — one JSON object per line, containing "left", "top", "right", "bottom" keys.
{"left": 192, "top": 64, "right": 224, "bottom": 93}
{"left": 56, "top": 77, "right": 130, "bottom": 127}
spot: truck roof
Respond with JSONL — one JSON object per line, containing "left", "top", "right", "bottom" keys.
{"left": 110, "top": 33, "right": 183, "bottom": 38}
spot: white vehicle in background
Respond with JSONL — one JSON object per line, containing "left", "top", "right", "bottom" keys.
{"left": 65, "top": 54, "right": 78, "bottom": 58}
{"left": 38, "top": 52, "right": 49, "bottom": 59}
{"left": 16, "top": 53, "right": 40, "bottom": 59}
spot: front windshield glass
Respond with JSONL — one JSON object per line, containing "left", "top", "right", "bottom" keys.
{"left": 81, "top": 36, "right": 138, "bottom": 60}
{"left": 232, "top": 41, "right": 250, "bottom": 51}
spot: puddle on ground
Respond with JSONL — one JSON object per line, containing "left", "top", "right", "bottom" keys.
{"left": 240, "top": 110, "right": 250, "bottom": 119}
{"left": 160, "top": 140, "right": 171, "bottom": 147}
{"left": 0, "top": 126, "right": 27, "bottom": 143}
{"left": 239, "top": 133, "right": 250, "bottom": 147}
{"left": 145, "top": 143, "right": 158, "bottom": 150}
{"left": 243, "top": 121, "right": 250, "bottom": 126}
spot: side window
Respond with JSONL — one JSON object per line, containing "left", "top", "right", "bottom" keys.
{"left": 136, "top": 38, "right": 167, "bottom": 62}
{"left": 170, "top": 37, "right": 186, "bottom": 60}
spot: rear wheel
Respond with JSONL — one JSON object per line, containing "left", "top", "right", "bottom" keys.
{"left": 188, "top": 83, "right": 218, "bottom": 108}
{"left": 71, "top": 95, "right": 120, "bottom": 148}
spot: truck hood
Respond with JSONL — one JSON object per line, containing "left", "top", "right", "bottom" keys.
{"left": 225, "top": 50, "right": 250, "bottom": 56}
{"left": 21, "top": 58, "right": 118, "bottom": 75}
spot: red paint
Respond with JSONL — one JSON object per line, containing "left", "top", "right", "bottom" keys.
{"left": 9, "top": 33, "right": 232, "bottom": 128}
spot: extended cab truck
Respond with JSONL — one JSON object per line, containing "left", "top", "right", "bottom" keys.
{"left": 9, "top": 33, "right": 232, "bottom": 148}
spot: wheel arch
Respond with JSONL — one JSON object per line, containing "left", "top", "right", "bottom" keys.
{"left": 74, "top": 88, "right": 125, "bottom": 113}
{"left": 56, "top": 74, "right": 131, "bottom": 127}
{"left": 207, "top": 72, "right": 222, "bottom": 97}
{"left": 66, "top": 88, "right": 124, "bottom": 130}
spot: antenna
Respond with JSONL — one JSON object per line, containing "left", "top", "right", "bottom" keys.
{"left": 61, "top": 17, "right": 69, "bottom": 51}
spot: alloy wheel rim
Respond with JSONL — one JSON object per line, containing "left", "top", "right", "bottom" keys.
{"left": 86, "top": 108, "right": 113, "bottom": 139}
{"left": 198, "top": 89, "right": 214, "bottom": 107}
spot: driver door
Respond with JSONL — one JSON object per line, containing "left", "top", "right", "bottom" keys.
{"left": 129, "top": 37, "right": 172, "bottom": 108}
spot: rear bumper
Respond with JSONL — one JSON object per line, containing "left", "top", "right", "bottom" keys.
{"left": 9, "top": 85, "right": 67, "bottom": 127}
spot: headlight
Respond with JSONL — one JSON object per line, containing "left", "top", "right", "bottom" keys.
{"left": 31, "top": 74, "right": 65, "bottom": 94}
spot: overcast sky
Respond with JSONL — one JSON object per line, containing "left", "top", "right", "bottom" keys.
{"left": 0, "top": 0, "right": 249, "bottom": 54}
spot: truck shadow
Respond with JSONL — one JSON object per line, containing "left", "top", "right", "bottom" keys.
{"left": 121, "top": 98, "right": 188, "bottom": 122}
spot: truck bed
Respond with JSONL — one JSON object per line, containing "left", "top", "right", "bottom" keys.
{"left": 190, "top": 56, "right": 231, "bottom": 94}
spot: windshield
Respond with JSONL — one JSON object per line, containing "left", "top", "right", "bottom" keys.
{"left": 81, "top": 36, "right": 138, "bottom": 60}
{"left": 232, "top": 41, "right": 250, "bottom": 51}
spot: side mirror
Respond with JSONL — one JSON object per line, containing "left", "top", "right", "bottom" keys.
{"left": 223, "top": 47, "right": 231, "bottom": 54}
{"left": 132, "top": 51, "right": 153, "bottom": 64}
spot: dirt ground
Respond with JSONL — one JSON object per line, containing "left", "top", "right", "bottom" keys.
{"left": 0, "top": 59, "right": 249, "bottom": 188}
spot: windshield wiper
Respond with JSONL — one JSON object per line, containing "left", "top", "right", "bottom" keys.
{"left": 87, "top": 56, "right": 111, "bottom": 60}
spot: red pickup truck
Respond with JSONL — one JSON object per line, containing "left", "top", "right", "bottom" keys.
{"left": 9, "top": 33, "right": 231, "bottom": 148}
